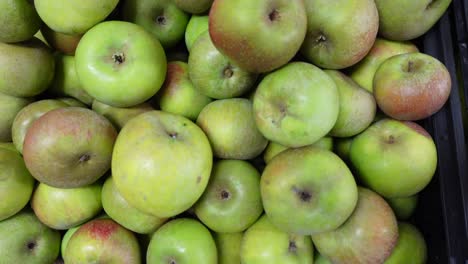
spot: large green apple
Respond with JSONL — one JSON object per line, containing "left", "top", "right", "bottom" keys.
{"left": 253, "top": 62, "right": 339, "bottom": 148}
{"left": 241, "top": 215, "right": 314, "bottom": 264}
{"left": 112, "top": 110, "right": 213, "bottom": 218}
{"left": 209, "top": 0, "right": 307, "bottom": 73}
{"left": 92, "top": 100, "right": 154, "bottom": 130}
{"left": 384, "top": 222, "right": 427, "bottom": 264}
{"left": 0, "top": 0, "right": 42, "bottom": 43}
{"left": 175, "top": 0, "right": 213, "bottom": 14}
{"left": 0, "top": 92, "right": 34, "bottom": 142}
{"left": 213, "top": 232, "right": 243, "bottom": 264}
{"left": 147, "top": 218, "right": 217, "bottom": 264}
{"left": 0, "top": 210, "right": 61, "bottom": 264}
{"left": 349, "top": 119, "right": 438, "bottom": 198}
{"left": 23, "top": 107, "right": 117, "bottom": 188}
{"left": 75, "top": 21, "right": 167, "bottom": 107}
{"left": 185, "top": 15, "right": 209, "bottom": 51}
{"left": 197, "top": 98, "right": 268, "bottom": 159}
{"left": 40, "top": 24, "right": 83, "bottom": 55}
{"left": 34, "top": 0, "right": 119, "bottom": 35}
{"left": 386, "top": 195, "right": 419, "bottom": 220}
{"left": 263, "top": 137, "right": 334, "bottom": 164}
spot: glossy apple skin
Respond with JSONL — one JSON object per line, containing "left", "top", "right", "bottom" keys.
{"left": 386, "top": 195, "right": 419, "bottom": 220}
{"left": 384, "top": 222, "right": 427, "bottom": 264}
{"left": 241, "top": 215, "right": 314, "bottom": 264}
{"left": 75, "top": 21, "right": 167, "bottom": 108}
{"left": 263, "top": 137, "right": 333, "bottom": 164}
{"left": 40, "top": 25, "right": 82, "bottom": 55}
{"left": 374, "top": 53, "right": 452, "bottom": 121}
{"left": 261, "top": 146, "right": 358, "bottom": 235}
{"left": 0, "top": 92, "right": 34, "bottom": 142}
{"left": 0, "top": 0, "right": 42, "bottom": 43}
{"left": 92, "top": 100, "right": 154, "bottom": 130}
{"left": 209, "top": 0, "right": 307, "bottom": 73}
{"left": 253, "top": 62, "right": 339, "bottom": 148}
{"left": 185, "top": 15, "right": 209, "bottom": 51}
{"left": 147, "top": 218, "right": 217, "bottom": 264}
{"left": 213, "top": 232, "right": 243, "bottom": 264}
{"left": 312, "top": 187, "right": 399, "bottom": 264}
{"left": 112, "top": 111, "right": 213, "bottom": 218}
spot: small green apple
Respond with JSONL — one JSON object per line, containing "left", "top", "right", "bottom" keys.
{"left": 92, "top": 100, "right": 154, "bottom": 130}
{"left": 384, "top": 222, "right": 427, "bottom": 264}
{"left": 386, "top": 195, "right": 419, "bottom": 220}
{"left": 0, "top": 0, "right": 41, "bottom": 43}
{"left": 0, "top": 92, "right": 34, "bottom": 142}
{"left": 185, "top": 15, "right": 209, "bottom": 51}
{"left": 213, "top": 232, "right": 243, "bottom": 264}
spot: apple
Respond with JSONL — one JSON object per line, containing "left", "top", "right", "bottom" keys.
{"left": 0, "top": 37, "right": 55, "bottom": 98}
{"left": 34, "top": 0, "right": 119, "bottom": 35}
{"left": 194, "top": 159, "right": 263, "bottom": 233}
{"left": 12, "top": 99, "right": 68, "bottom": 153}
{"left": 325, "top": 70, "right": 376, "bottom": 137}
{"left": 57, "top": 97, "right": 88, "bottom": 107}
{"left": 75, "top": 21, "right": 167, "bottom": 107}
{"left": 123, "top": 0, "right": 190, "bottom": 49}
{"left": 40, "top": 24, "right": 82, "bottom": 55}
{"left": 197, "top": 98, "right": 268, "bottom": 159}
{"left": 386, "top": 195, "right": 419, "bottom": 220}
{"left": 263, "top": 137, "right": 334, "bottom": 164}
{"left": 213, "top": 232, "right": 243, "bottom": 264}
{"left": 375, "top": 0, "right": 452, "bottom": 41}
{"left": 209, "top": 0, "right": 307, "bottom": 73}
{"left": 0, "top": 0, "right": 42, "bottom": 43}
{"left": 384, "top": 222, "right": 427, "bottom": 264}
{"left": 374, "top": 52, "right": 452, "bottom": 121}
{"left": 0, "top": 142, "right": 19, "bottom": 152}
{"left": 112, "top": 110, "right": 213, "bottom": 218}
{"left": 333, "top": 137, "right": 354, "bottom": 162}
{"left": 23, "top": 107, "right": 117, "bottom": 188}
{"left": 348, "top": 38, "right": 419, "bottom": 93}
{"left": 92, "top": 100, "right": 154, "bottom": 130}
{"left": 185, "top": 15, "right": 209, "bottom": 51}
{"left": 240, "top": 214, "right": 314, "bottom": 264}
{"left": 102, "top": 176, "right": 168, "bottom": 234}
{"left": 312, "top": 187, "right": 398, "bottom": 263}
{"left": 253, "top": 62, "right": 339, "bottom": 148}
{"left": 0, "top": 210, "right": 61, "bottom": 264}
{"left": 64, "top": 218, "right": 141, "bottom": 264}
{"left": 61, "top": 225, "right": 80, "bottom": 258}
{"left": 157, "top": 61, "right": 212, "bottom": 121}
{"left": 175, "top": 0, "right": 214, "bottom": 14}
{"left": 300, "top": 0, "right": 379, "bottom": 69}
{"left": 314, "top": 252, "right": 332, "bottom": 264}
{"left": 147, "top": 218, "right": 217, "bottom": 264}
{"left": 0, "top": 92, "right": 34, "bottom": 142}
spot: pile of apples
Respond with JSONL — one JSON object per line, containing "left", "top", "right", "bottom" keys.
{"left": 0, "top": 0, "right": 454, "bottom": 263}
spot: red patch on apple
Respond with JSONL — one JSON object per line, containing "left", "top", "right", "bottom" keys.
{"left": 86, "top": 219, "right": 119, "bottom": 240}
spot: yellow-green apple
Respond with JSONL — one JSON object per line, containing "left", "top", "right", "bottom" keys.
{"left": 40, "top": 24, "right": 82, "bottom": 55}
{"left": 75, "top": 21, "right": 167, "bottom": 107}
{"left": 241, "top": 215, "right": 314, "bottom": 264}
{"left": 253, "top": 62, "right": 339, "bottom": 148}
{"left": 325, "top": 70, "right": 376, "bottom": 137}
{"left": 209, "top": 0, "right": 307, "bottom": 73}
{"left": 384, "top": 222, "right": 427, "bottom": 264}
{"left": 185, "top": 15, "right": 208, "bottom": 51}
{"left": 350, "top": 119, "right": 437, "bottom": 198}
{"left": 0, "top": 0, "right": 41, "bottom": 43}
{"left": 12, "top": 99, "right": 68, "bottom": 153}
{"left": 23, "top": 107, "right": 117, "bottom": 188}
{"left": 188, "top": 32, "right": 258, "bottom": 99}
{"left": 263, "top": 137, "right": 334, "bottom": 164}
{"left": 157, "top": 61, "right": 212, "bottom": 120}
{"left": 374, "top": 52, "right": 452, "bottom": 121}
{"left": 34, "top": 0, "right": 119, "bottom": 35}
{"left": 112, "top": 111, "right": 213, "bottom": 218}
{"left": 194, "top": 160, "right": 263, "bottom": 233}
{"left": 175, "top": 0, "right": 213, "bottom": 14}
{"left": 375, "top": 0, "right": 452, "bottom": 41}
{"left": 197, "top": 98, "right": 268, "bottom": 159}
{"left": 92, "top": 100, "right": 154, "bottom": 130}
{"left": 102, "top": 176, "right": 167, "bottom": 234}
{"left": 213, "top": 232, "right": 243, "bottom": 264}
{"left": 312, "top": 187, "right": 398, "bottom": 264}
{"left": 0, "top": 92, "right": 33, "bottom": 142}
{"left": 147, "top": 218, "right": 217, "bottom": 264}
{"left": 64, "top": 218, "right": 141, "bottom": 264}
{"left": 0, "top": 210, "right": 61, "bottom": 264}
{"left": 261, "top": 146, "right": 358, "bottom": 235}
{"left": 0, "top": 38, "right": 54, "bottom": 97}
{"left": 348, "top": 38, "right": 419, "bottom": 93}
{"left": 0, "top": 148, "right": 35, "bottom": 221}
{"left": 386, "top": 195, "right": 419, "bottom": 220}
{"left": 301, "top": 0, "right": 379, "bottom": 69}
{"left": 57, "top": 97, "right": 88, "bottom": 107}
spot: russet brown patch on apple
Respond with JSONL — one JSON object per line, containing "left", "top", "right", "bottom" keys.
{"left": 86, "top": 219, "right": 119, "bottom": 240}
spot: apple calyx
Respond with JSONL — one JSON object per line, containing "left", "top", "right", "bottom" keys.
{"left": 78, "top": 153, "right": 91, "bottom": 163}
{"left": 112, "top": 52, "right": 125, "bottom": 64}
{"left": 386, "top": 135, "right": 396, "bottom": 144}
{"left": 223, "top": 66, "right": 234, "bottom": 78}
{"left": 288, "top": 240, "right": 297, "bottom": 253}
{"left": 220, "top": 189, "right": 231, "bottom": 200}
{"left": 268, "top": 9, "right": 280, "bottom": 22}
{"left": 292, "top": 186, "right": 312, "bottom": 202}
{"left": 156, "top": 15, "right": 167, "bottom": 26}
{"left": 26, "top": 241, "right": 36, "bottom": 251}
{"left": 315, "top": 33, "right": 327, "bottom": 44}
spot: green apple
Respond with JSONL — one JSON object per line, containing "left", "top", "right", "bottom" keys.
{"left": 325, "top": 70, "right": 376, "bottom": 137}
{"left": 23, "top": 107, "right": 117, "bottom": 188}
{"left": 185, "top": 15, "right": 209, "bottom": 51}
{"left": 261, "top": 146, "right": 358, "bottom": 235}
{"left": 312, "top": 187, "right": 398, "bottom": 263}
{"left": 112, "top": 111, "right": 213, "bottom": 218}
{"left": 375, "top": 0, "right": 452, "bottom": 41}
{"left": 40, "top": 24, "right": 82, "bottom": 55}
{"left": 0, "top": 148, "right": 35, "bottom": 221}
{"left": 75, "top": 21, "right": 167, "bottom": 107}
{"left": 0, "top": 210, "right": 61, "bottom": 264}
{"left": 350, "top": 119, "right": 438, "bottom": 198}
{"left": 0, "top": 92, "right": 34, "bottom": 142}
{"left": 385, "top": 222, "right": 427, "bottom": 264}
{"left": 209, "top": 0, "right": 307, "bottom": 73}
{"left": 197, "top": 98, "right": 268, "bottom": 159}
{"left": 253, "top": 62, "right": 339, "bottom": 148}
{"left": 157, "top": 61, "right": 212, "bottom": 121}
{"left": 301, "top": 0, "right": 379, "bottom": 69}
{"left": 374, "top": 52, "right": 452, "bottom": 121}
{"left": 147, "top": 218, "right": 217, "bottom": 264}
{"left": 0, "top": 0, "right": 42, "bottom": 43}
{"left": 123, "top": 0, "right": 190, "bottom": 48}
{"left": 386, "top": 195, "right": 419, "bottom": 220}
{"left": 92, "top": 100, "right": 154, "bottom": 130}
{"left": 263, "top": 137, "right": 334, "bottom": 164}
{"left": 64, "top": 218, "right": 141, "bottom": 264}
{"left": 188, "top": 31, "right": 258, "bottom": 99}
{"left": 34, "top": 0, "right": 119, "bottom": 35}
{"left": 12, "top": 99, "right": 68, "bottom": 153}
{"left": 194, "top": 160, "right": 263, "bottom": 233}
{"left": 241, "top": 215, "right": 314, "bottom": 264}
{"left": 175, "top": 0, "right": 213, "bottom": 14}
{"left": 102, "top": 176, "right": 168, "bottom": 234}
{"left": 57, "top": 97, "right": 88, "bottom": 107}
{"left": 213, "top": 232, "right": 243, "bottom": 264}
{"left": 0, "top": 38, "right": 55, "bottom": 97}
{"left": 333, "top": 137, "right": 354, "bottom": 162}
{"left": 349, "top": 38, "right": 419, "bottom": 93}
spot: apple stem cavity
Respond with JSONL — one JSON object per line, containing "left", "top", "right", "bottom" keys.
{"left": 156, "top": 15, "right": 167, "bottom": 26}
{"left": 268, "top": 9, "right": 280, "bottom": 22}
{"left": 112, "top": 52, "right": 125, "bottom": 64}
{"left": 79, "top": 153, "right": 91, "bottom": 163}
{"left": 315, "top": 33, "right": 327, "bottom": 44}
{"left": 26, "top": 241, "right": 36, "bottom": 251}
{"left": 292, "top": 186, "right": 312, "bottom": 202}
{"left": 220, "top": 189, "right": 231, "bottom": 200}
{"left": 288, "top": 240, "right": 297, "bottom": 253}
{"left": 387, "top": 135, "right": 396, "bottom": 144}
{"left": 223, "top": 66, "right": 234, "bottom": 78}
